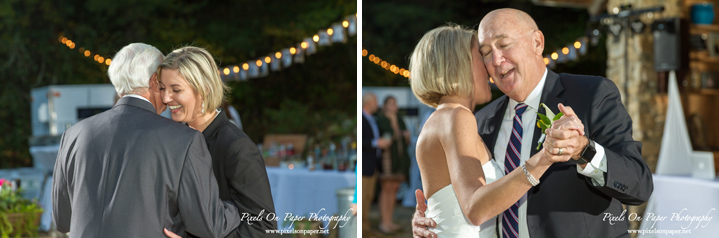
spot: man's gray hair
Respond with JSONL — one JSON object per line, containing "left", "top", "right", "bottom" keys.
{"left": 107, "top": 43, "right": 164, "bottom": 96}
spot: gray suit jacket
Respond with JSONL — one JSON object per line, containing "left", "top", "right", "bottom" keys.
{"left": 52, "top": 97, "right": 242, "bottom": 238}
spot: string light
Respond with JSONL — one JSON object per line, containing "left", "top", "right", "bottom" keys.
{"left": 574, "top": 41, "right": 582, "bottom": 49}
{"left": 363, "top": 49, "right": 410, "bottom": 78}
{"left": 60, "top": 35, "right": 111, "bottom": 65}
{"left": 551, "top": 52, "right": 559, "bottom": 60}
{"left": 223, "top": 68, "right": 230, "bottom": 75}
{"left": 561, "top": 47, "right": 569, "bottom": 55}
{"left": 544, "top": 57, "right": 550, "bottom": 65}
{"left": 219, "top": 13, "right": 357, "bottom": 82}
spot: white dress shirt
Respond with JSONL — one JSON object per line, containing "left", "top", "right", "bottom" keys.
{"left": 493, "top": 68, "right": 608, "bottom": 237}
{"left": 123, "top": 94, "right": 152, "bottom": 105}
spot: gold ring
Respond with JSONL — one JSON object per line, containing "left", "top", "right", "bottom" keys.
{"left": 558, "top": 148, "right": 563, "bottom": 155}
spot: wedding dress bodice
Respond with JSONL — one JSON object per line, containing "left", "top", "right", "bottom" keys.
{"left": 425, "top": 159, "right": 503, "bottom": 238}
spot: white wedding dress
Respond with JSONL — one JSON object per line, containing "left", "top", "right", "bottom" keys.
{"left": 426, "top": 159, "right": 503, "bottom": 238}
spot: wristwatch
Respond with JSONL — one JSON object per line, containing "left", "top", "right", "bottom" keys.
{"left": 578, "top": 136, "right": 596, "bottom": 165}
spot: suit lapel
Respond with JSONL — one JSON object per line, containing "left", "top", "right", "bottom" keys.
{"left": 479, "top": 96, "right": 509, "bottom": 160}
{"left": 531, "top": 70, "right": 565, "bottom": 157}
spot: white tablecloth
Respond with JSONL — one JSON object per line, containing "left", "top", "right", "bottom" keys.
{"left": 639, "top": 174, "right": 719, "bottom": 237}
{"left": 29, "top": 145, "right": 60, "bottom": 175}
{"left": 265, "top": 167, "right": 356, "bottom": 230}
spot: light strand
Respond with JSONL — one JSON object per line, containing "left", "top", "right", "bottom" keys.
{"left": 58, "top": 35, "right": 112, "bottom": 66}
{"left": 220, "top": 13, "right": 358, "bottom": 82}
{"left": 362, "top": 49, "right": 410, "bottom": 78}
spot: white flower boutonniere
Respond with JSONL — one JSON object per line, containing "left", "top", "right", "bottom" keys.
{"left": 536, "top": 103, "right": 564, "bottom": 150}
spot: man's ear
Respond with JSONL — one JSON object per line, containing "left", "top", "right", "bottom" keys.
{"left": 150, "top": 73, "right": 160, "bottom": 92}
{"left": 533, "top": 30, "right": 545, "bottom": 56}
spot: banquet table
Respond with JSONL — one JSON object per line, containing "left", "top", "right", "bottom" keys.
{"left": 638, "top": 174, "right": 719, "bottom": 237}
{"left": 265, "top": 167, "right": 357, "bottom": 230}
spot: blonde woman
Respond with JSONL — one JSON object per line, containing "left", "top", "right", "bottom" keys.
{"left": 409, "top": 25, "right": 578, "bottom": 237}
{"left": 158, "top": 46, "right": 277, "bottom": 238}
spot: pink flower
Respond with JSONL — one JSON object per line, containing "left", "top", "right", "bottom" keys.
{"left": 0, "top": 178, "right": 5, "bottom": 187}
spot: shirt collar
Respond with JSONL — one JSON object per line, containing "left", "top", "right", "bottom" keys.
{"left": 508, "top": 67, "right": 547, "bottom": 112}
{"left": 362, "top": 110, "right": 373, "bottom": 119}
{"left": 123, "top": 94, "right": 152, "bottom": 105}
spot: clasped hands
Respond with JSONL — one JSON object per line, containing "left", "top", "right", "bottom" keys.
{"left": 541, "top": 103, "right": 589, "bottom": 164}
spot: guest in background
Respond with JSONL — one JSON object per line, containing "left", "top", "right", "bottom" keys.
{"left": 375, "top": 95, "right": 410, "bottom": 234}
{"left": 362, "top": 93, "right": 392, "bottom": 235}
{"left": 221, "top": 102, "right": 243, "bottom": 130}
{"left": 158, "top": 46, "right": 277, "bottom": 237}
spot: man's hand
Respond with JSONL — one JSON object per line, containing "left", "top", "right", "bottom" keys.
{"left": 412, "top": 189, "right": 437, "bottom": 238}
{"left": 164, "top": 228, "right": 181, "bottom": 238}
{"left": 544, "top": 104, "right": 588, "bottom": 161}
{"left": 377, "top": 138, "right": 392, "bottom": 149}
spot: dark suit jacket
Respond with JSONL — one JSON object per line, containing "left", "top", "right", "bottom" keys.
{"left": 362, "top": 114, "right": 380, "bottom": 176}
{"left": 52, "top": 97, "right": 241, "bottom": 238}
{"left": 475, "top": 70, "right": 653, "bottom": 238}
{"left": 196, "top": 110, "right": 278, "bottom": 238}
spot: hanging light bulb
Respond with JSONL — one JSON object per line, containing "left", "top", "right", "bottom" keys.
{"left": 243, "top": 63, "right": 249, "bottom": 70}
{"left": 233, "top": 66, "right": 240, "bottom": 73}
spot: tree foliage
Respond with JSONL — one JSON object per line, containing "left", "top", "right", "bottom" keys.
{"left": 362, "top": 0, "right": 607, "bottom": 87}
{"left": 0, "top": 0, "right": 357, "bottom": 168}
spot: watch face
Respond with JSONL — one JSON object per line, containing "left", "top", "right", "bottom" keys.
{"left": 581, "top": 140, "right": 596, "bottom": 162}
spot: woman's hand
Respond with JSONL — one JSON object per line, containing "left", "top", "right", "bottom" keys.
{"left": 164, "top": 228, "right": 181, "bottom": 238}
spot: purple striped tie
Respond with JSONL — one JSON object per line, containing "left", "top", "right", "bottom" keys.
{"left": 502, "top": 103, "right": 527, "bottom": 238}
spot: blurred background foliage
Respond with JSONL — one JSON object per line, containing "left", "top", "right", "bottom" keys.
{"left": 362, "top": 0, "right": 607, "bottom": 88}
{"left": 0, "top": 0, "right": 357, "bottom": 168}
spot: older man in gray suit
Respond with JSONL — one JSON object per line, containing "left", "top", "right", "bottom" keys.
{"left": 52, "top": 43, "right": 241, "bottom": 238}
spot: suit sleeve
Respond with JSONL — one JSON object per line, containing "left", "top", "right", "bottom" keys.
{"left": 587, "top": 79, "right": 653, "bottom": 205}
{"left": 178, "top": 132, "right": 242, "bottom": 238}
{"left": 362, "top": 117, "right": 373, "bottom": 150}
{"left": 52, "top": 132, "right": 72, "bottom": 233}
{"left": 223, "top": 135, "right": 278, "bottom": 237}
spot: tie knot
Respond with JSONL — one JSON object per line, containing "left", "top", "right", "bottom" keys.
{"left": 515, "top": 103, "right": 527, "bottom": 116}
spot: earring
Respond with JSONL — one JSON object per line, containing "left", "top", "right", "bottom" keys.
{"left": 201, "top": 101, "right": 205, "bottom": 114}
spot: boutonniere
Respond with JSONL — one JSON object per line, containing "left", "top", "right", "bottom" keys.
{"left": 536, "top": 103, "right": 563, "bottom": 150}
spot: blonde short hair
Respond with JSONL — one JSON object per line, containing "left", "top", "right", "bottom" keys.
{"left": 157, "top": 46, "right": 230, "bottom": 115}
{"left": 409, "top": 25, "right": 477, "bottom": 108}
